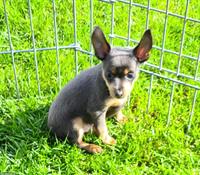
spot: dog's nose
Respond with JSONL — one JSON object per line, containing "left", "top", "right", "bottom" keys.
{"left": 115, "top": 89, "right": 123, "bottom": 98}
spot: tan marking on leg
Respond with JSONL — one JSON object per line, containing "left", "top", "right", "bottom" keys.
{"left": 95, "top": 124, "right": 116, "bottom": 145}
{"left": 73, "top": 117, "right": 83, "bottom": 130}
{"left": 94, "top": 115, "right": 116, "bottom": 145}
{"left": 77, "top": 128, "right": 84, "bottom": 143}
{"left": 73, "top": 117, "right": 92, "bottom": 133}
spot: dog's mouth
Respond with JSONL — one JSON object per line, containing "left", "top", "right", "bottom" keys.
{"left": 115, "top": 95, "right": 124, "bottom": 99}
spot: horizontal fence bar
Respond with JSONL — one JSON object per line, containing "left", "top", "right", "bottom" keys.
{"left": 77, "top": 48, "right": 94, "bottom": 56}
{"left": 140, "top": 68, "right": 200, "bottom": 90}
{"left": 145, "top": 62, "right": 200, "bottom": 82}
{"left": 0, "top": 44, "right": 80, "bottom": 55}
{"left": 100, "top": 0, "right": 200, "bottom": 23}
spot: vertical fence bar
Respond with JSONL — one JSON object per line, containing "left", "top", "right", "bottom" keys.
{"left": 28, "top": 0, "right": 41, "bottom": 96}
{"left": 89, "top": 0, "right": 93, "bottom": 66}
{"left": 110, "top": 0, "right": 115, "bottom": 45}
{"left": 187, "top": 89, "right": 197, "bottom": 132}
{"left": 3, "top": 0, "right": 20, "bottom": 99}
{"left": 73, "top": 0, "right": 78, "bottom": 75}
{"left": 146, "top": 74, "right": 154, "bottom": 113}
{"left": 166, "top": 82, "right": 175, "bottom": 126}
{"left": 194, "top": 50, "right": 200, "bottom": 80}
{"left": 127, "top": 0, "right": 132, "bottom": 106}
{"left": 52, "top": 0, "right": 61, "bottom": 90}
{"left": 176, "top": 0, "right": 189, "bottom": 76}
{"left": 127, "top": 0, "right": 132, "bottom": 46}
{"left": 159, "top": 0, "right": 169, "bottom": 70}
{"left": 145, "top": 0, "right": 150, "bottom": 29}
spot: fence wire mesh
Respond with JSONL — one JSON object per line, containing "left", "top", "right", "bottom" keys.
{"left": 1, "top": 0, "right": 200, "bottom": 131}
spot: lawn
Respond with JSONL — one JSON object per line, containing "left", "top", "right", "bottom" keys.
{"left": 0, "top": 0, "right": 200, "bottom": 174}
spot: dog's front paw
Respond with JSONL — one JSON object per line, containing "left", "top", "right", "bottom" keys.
{"left": 84, "top": 144, "right": 103, "bottom": 154}
{"left": 116, "top": 113, "right": 128, "bottom": 123}
{"left": 102, "top": 135, "right": 116, "bottom": 145}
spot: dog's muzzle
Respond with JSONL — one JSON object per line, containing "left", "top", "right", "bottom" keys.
{"left": 115, "top": 88, "right": 123, "bottom": 98}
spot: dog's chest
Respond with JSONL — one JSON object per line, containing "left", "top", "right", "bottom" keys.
{"left": 105, "top": 97, "right": 127, "bottom": 108}
{"left": 105, "top": 98, "right": 127, "bottom": 117}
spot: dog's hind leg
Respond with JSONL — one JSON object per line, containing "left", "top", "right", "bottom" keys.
{"left": 72, "top": 118, "right": 103, "bottom": 154}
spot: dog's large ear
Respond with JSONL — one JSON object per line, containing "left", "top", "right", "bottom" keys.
{"left": 133, "top": 29, "right": 152, "bottom": 63}
{"left": 92, "top": 26, "right": 111, "bottom": 60}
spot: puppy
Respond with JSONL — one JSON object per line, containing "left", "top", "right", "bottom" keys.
{"left": 48, "top": 26, "right": 152, "bottom": 153}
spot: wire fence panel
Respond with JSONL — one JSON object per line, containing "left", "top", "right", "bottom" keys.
{"left": 0, "top": 0, "right": 199, "bottom": 130}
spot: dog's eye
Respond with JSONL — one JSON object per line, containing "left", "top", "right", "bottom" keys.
{"left": 126, "top": 73, "right": 134, "bottom": 80}
{"left": 107, "top": 72, "right": 113, "bottom": 79}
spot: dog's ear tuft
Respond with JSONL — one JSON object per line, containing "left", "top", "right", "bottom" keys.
{"left": 92, "top": 26, "right": 111, "bottom": 60}
{"left": 133, "top": 29, "right": 153, "bottom": 63}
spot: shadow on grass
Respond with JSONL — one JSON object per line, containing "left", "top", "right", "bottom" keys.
{"left": 0, "top": 103, "right": 59, "bottom": 154}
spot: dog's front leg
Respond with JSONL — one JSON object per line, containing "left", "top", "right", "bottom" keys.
{"left": 93, "top": 112, "right": 116, "bottom": 145}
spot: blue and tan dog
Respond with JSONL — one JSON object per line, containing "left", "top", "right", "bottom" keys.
{"left": 48, "top": 26, "right": 152, "bottom": 153}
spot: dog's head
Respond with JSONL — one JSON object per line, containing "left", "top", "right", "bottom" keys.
{"left": 92, "top": 26, "right": 152, "bottom": 99}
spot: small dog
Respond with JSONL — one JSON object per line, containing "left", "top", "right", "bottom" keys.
{"left": 48, "top": 26, "right": 152, "bottom": 153}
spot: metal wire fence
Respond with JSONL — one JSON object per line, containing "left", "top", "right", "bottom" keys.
{"left": 1, "top": 0, "right": 200, "bottom": 130}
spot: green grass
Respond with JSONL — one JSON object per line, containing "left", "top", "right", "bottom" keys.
{"left": 0, "top": 0, "right": 200, "bottom": 174}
